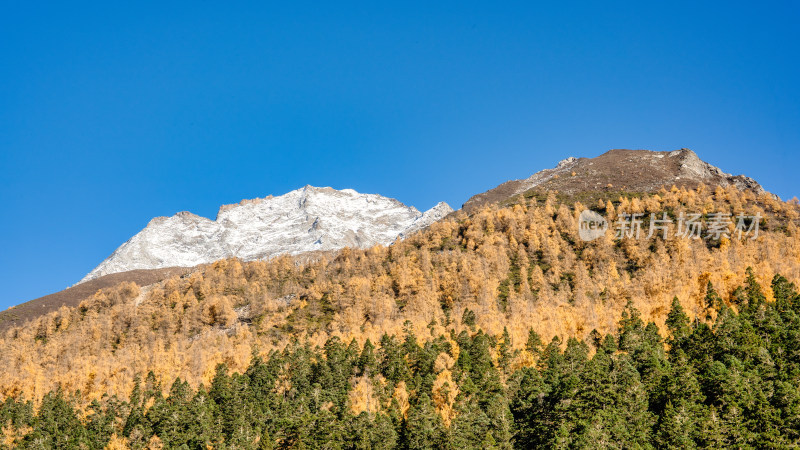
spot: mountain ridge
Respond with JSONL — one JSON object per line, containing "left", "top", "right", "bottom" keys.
{"left": 463, "top": 148, "right": 772, "bottom": 210}
{"left": 80, "top": 186, "right": 453, "bottom": 283}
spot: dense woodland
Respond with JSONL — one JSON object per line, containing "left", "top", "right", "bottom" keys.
{"left": 3, "top": 272, "right": 800, "bottom": 448}
{"left": 1, "top": 185, "right": 800, "bottom": 447}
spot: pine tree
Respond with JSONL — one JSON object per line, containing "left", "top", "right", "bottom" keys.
{"left": 743, "top": 266, "right": 767, "bottom": 313}
{"left": 704, "top": 281, "right": 723, "bottom": 320}
{"left": 497, "top": 327, "right": 515, "bottom": 374}
{"left": 24, "top": 389, "right": 89, "bottom": 448}
{"left": 665, "top": 297, "right": 690, "bottom": 350}
{"left": 404, "top": 394, "right": 444, "bottom": 449}
{"left": 380, "top": 334, "right": 410, "bottom": 384}
{"left": 358, "top": 339, "right": 378, "bottom": 376}
{"left": 655, "top": 350, "right": 706, "bottom": 447}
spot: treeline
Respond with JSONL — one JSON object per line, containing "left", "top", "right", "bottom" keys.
{"left": 2, "top": 270, "right": 800, "bottom": 448}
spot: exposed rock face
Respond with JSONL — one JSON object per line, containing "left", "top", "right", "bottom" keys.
{"left": 80, "top": 186, "right": 453, "bottom": 283}
{"left": 463, "top": 148, "right": 772, "bottom": 209}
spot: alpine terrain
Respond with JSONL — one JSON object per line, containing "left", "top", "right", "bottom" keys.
{"left": 464, "top": 148, "right": 770, "bottom": 210}
{"left": 2, "top": 149, "right": 800, "bottom": 449}
{"left": 81, "top": 185, "right": 453, "bottom": 282}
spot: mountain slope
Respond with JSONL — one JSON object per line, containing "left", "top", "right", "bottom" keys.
{"left": 1, "top": 150, "right": 797, "bottom": 448}
{"left": 0, "top": 267, "right": 190, "bottom": 332}
{"left": 81, "top": 186, "right": 452, "bottom": 283}
{"left": 463, "top": 148, "right": 770, "bottom": 210}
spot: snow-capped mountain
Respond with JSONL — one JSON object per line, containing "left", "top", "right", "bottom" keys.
{"left": 80, "top": 186, "right": 453, "bottom": 283}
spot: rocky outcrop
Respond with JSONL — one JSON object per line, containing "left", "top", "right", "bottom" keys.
{"left": 463, "top": 148, "right": 773, "bottom": 210}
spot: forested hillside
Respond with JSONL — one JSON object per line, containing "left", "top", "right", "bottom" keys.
{"left": 3, "top": 273, "right": 800, "bottom": 448}
{"left": 1, "top": 184, "right": 800, "bottom": 447}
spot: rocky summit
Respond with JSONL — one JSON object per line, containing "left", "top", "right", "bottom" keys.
{"left": 463, "top": 148, "right": 771, "bottom": 210}
{"left": 80, "top": 186, "right": 452, "bottom": 282}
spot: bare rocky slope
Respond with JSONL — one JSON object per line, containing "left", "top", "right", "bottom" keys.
{"left": 463, "top": 148, "right": 771, "bottom": 210}
{"left": 81, "top": 186, "right": 453, "bottom": 283}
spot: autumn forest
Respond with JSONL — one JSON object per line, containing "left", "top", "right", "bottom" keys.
{"left": 2, "top": 185, "right": 800, "bottom": 448}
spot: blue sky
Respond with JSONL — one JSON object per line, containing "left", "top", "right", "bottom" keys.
{"left": 1, "top": 1, "right": 798, "bottom": 307}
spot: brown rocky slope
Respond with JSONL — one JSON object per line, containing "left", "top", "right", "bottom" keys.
{"left": 463, "top": 148, "right": 770, "bottom": 210}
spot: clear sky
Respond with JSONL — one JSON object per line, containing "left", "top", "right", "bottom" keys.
{"left": 1, "top": 1, "right": 798, "bottom": 308}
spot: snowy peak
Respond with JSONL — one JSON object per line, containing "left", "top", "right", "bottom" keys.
{"left": 80, "top": 187, "right": 453, "bottom": 283}
{"left": 403, "top": 202, "right": 454, "bottom": 236}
